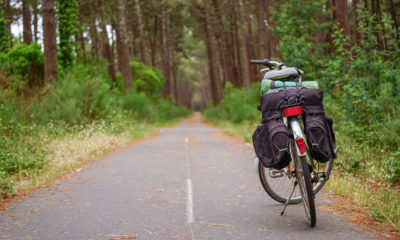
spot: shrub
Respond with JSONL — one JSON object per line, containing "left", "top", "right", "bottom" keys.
{"left": 121, "top": 92, "right": 157, "bottom": 121}
{"left": 203, "top": 82, "right": 260, "bottom": 123}
{"left": 0, "top": 43, "right": 44, "bottom": 87}
{"left": 121, "top": 91, "right": 190, "bottom": 122}
{"left": 130, "top": 61, "right": 164, "bottom": 98}
{"left": 27, "top": 63, "right": 115, "bottom": 125}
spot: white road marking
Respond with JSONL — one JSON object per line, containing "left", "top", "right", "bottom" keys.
{"left": 184, "top": 137, "right": 195, "bottom": 239}
{"left": 186, "top": 178, "right": 194, "bottom": 224}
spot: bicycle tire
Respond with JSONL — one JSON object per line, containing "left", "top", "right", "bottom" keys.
{"left": 298, "top": 155, "right": 316, "bottom": 227}
{"left": 258, "top": 160, "right": 302, "bottom": 204}
{"left": 258, "top": 157, "right": 333, "bottom": 204}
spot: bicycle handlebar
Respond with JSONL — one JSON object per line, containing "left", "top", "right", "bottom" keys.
{"left": 250, "top": 59, "right": 284, "bottom": 69}
{"left": 250, "top": 59, "right": 304, "bottom": 75}
{"left": 250, "top": 59, "right": 274, "bottom": 67}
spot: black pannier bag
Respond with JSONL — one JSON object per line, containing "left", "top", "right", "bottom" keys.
{"left": 325, "top": 116, "right": 337, "bottom": 158}
{"left": 252, "top": 120, "right": 291, "bottom": 169}
{"left": 253, "top": 86, "right": 336, "bottom": 166}
{"left": 303, "top": 113, "right": 335, "bottom": 162}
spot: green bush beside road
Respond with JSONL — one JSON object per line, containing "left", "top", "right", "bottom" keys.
{"left": 0, "top": 45, "right": 191, "bottom": 198}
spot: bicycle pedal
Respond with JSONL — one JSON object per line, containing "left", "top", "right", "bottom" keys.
{"left": 269, "top": 169, "right": 284, "bottom": 178}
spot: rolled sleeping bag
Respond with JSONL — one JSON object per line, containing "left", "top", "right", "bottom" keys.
{"left": 260, "top": 79, "right": 319, "bottom": 95}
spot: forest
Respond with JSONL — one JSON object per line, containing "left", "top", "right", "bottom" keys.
{"left": 0, "top": 0, "right": 399, "bottom": 233}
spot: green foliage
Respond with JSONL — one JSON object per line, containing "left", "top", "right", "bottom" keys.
{"left": 320, "top": 9, "right": 400, "bottom": 183}
{"left": 0, "top": 6, "right": 8, "bottom": 53}
{"left": 270, "top": 0, "right": 329, "bottom": 81}
{"left": 130, "top": 61, "right": 164, "bottom": 98}
{"left": 56, "top": 0, "right": 79, "bottom": 69}
{"left": 121, "top": 91, "right": 190, "bottom": 122}
{"left": 269, "top": 3, "right": 400, "bottom": 183}
{"left": 203, "top": 82, "right": 260, "bottom": 123}
{"left": 28, "top": 63, "right": 115, "bottom": 125}
{"left": 0, "top": 43, "right": 44, "bottom": 87}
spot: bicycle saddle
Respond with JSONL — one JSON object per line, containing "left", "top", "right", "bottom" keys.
{"left": 264, "top": 67, "right": 299, "bottom": 81}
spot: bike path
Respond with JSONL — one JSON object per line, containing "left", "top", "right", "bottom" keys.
{"left": 0, "top": 114, "right": 382, "bottom": 239}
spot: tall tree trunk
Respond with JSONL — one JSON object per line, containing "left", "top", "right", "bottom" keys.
{"left": 32, "top": 0, "right": 39, "bottom": 42}
{"left": 375, "top": 0, "right": 387, "bottom": 51}
{"left": 325, "top": 0, "right": 336, "bottom": 54}
{"left": 166, "top": 15, "right": 174, "bottom": 96}
{"left": 231, "top": 3, "right": 242, "bottom": 87}
{"left": 42, "top": 0, "right": 58, "bottom": 82}
{"left": 127, "top": 0, "right": 138, "bottom": 58}
{"left": 22, "top": 0, "right": 32, "bottom": 44}
{"left": 242, "top": 0, "right": 257, "bottom": 83}
{"left": 212, "top": 0, "right": 233, "bottom": 88}
{"left": 78, "top": 13, "right": 86, "bottom": 64}
{"left": 264, "top": 0, "right": 279, "bottom": 58}
{"left": 238, "top": 1, "right": 250, "bottom": 87}
{"left": 115, "top": 0, "right": 132, "bottom": 89}
{"left": 89, "top": 4, "right": 99, "bottom": 57}
{"left": 150, "top": 15, "right": 158, "bottom": 66}
{"left": 1, "top": 0, "right": 11, "bottom": 47}
{"left": 352, "top": 0, "right": 360, "bottom": 45}
{"left": 0, "top": 2, "right": 8, "bottom": 52}
{"left": 134, "top": 0, "right": 147, "bottom": 64}
{"left": 172, "top": 54, "right": 179, "bottom": 100}
{"left": 335, "top": 0, "right": 350, "bottom": 48}
{"left": 389, "top": 0, "right": 399, "bottom": 39}
{"left": 100, "top": 0, "right": 116, "bottom": 81}
{"left": 256, "top": 0, "right": 268, "bottom": 58}
{"left": 160, "top": 2, "right": 171, "bottom": 96}
{"left": 203, "top": 0, "right": 221, "bottom": 104}
{"left": 370, "top": 0, "right": 383, "bottom": 50}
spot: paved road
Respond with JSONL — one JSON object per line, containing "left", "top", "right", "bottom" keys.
{"left": 0, "top": 114, "right": 381, "bottom": 240}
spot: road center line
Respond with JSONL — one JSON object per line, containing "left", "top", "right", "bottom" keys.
{"left": 186, "top": 178, "right": 194, "bottom": 224}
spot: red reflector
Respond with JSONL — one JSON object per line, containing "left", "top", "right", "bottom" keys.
{"left": 284, "top": 106, "right": 303, "bottom": 117}
{"left": 296, "top": 138, "right": 307, "bottom": 153}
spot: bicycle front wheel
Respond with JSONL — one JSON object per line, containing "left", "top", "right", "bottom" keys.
{"left": 297, "top": 155, "right": 316, "bottom": 227}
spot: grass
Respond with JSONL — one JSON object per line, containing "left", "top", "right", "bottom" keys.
{"left": 3, "top": 114, "right": 188, "bottom": 202}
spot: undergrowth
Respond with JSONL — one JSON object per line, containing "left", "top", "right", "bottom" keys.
{"left": 0, "top": 47, "right": 191, "bottom": 198}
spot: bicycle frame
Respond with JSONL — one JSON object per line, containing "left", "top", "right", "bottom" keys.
{"left": 252, "top": 58, "right": 330, "bottom": 226}
{"left": 283, "top": 108, "right": 308, "bottom": 158}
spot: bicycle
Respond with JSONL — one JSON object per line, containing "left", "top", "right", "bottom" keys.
{"left": 250, "top": 59, "right": 335, "bottom": 227}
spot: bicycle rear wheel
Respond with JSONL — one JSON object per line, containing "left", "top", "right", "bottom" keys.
{"left": 258, "top": 160, "right": 302, "bottom": 204}
{"left": 297, "top": 155, "right": 316, "bottom": 227}
{"left": 258, "top": 155, "right": 333, "bottom": 204}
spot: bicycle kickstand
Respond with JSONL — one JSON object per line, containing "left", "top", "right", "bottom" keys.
{"left": 280, "top": 181, "right": 298, "bottom": 216}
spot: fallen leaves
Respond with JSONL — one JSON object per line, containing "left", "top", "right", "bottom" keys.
{"left": 199, "top": 221, "right": 236, "bottom": 233}
{"left": 9, "top": 214, "right": 21, "bottom": 220}
{"left": 104, "top": 234, "right": 137, "bottom": 240}
{"left": 199, "top": 222, "right": 230, "bottom": 227}
{"left": 113, "top": 179, "right": 135, "bottom": 184}
{"left": 167, "top": 234, "right": 187, "bottom": 239}
{"left": 238, "top": 185, "right": 263, "bottom": 190}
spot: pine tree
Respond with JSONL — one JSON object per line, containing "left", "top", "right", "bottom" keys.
{"left": 42, "top": 0, "right": 58, "bottom": 82}
{"left": 0, "top": 5, "right": 8, "bottom": 52}
{"left": 57, "top": 0, "right": 79, "bottom": 69}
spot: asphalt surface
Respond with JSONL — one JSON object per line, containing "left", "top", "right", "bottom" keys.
{"left": 0, "top": 114, "right": 382, "bottom": 240}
